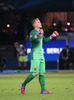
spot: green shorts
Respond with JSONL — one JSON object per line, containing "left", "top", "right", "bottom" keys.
{"left": 30, "top": 59, "right": 45, "bottom": 73}
{"left": 19, "top": 55, "right": 28, "bottom": 62}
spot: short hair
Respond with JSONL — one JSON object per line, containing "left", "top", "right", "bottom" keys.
{"left": 31, "top": 18, "right": 39, "bottom": 25}
{"left": 14, "top": 42, "right": 19, "bottom": 46}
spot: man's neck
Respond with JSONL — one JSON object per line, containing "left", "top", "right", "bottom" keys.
{"left": 34, "top": 27, "right": 40, "bottom": 31}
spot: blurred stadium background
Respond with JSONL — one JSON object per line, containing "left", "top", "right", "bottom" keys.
{"left": 0, "top": 0, "right": 74, "bottom": 72}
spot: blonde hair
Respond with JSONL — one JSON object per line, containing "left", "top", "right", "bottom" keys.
{"left": 31, "top": 18, "right": 39, "bottom": 25}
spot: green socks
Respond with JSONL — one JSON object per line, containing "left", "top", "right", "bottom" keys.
{"left": 22, "top": 73, "right": 46, "bottom": 91}
{"left": 39, "top": 74, "right": 45, "bottom": 91}
{"left": 22, "top": 73, "right": 36, "bottom": 86}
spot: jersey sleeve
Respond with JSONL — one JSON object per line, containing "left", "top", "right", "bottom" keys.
{"left": 43, "top": 36, "right": 51, "bottom": 43}
{"left": 30, "top": 32, "right": 35, "bottom": 41}
{"left": 30, "top": 31, "right": 40, "bottom": 42}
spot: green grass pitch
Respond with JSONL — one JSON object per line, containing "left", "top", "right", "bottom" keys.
{"left": 0, "top": 72, "right": 74, "bottom": 100}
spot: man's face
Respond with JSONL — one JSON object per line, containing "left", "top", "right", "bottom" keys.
{"left": 33, "top": 19, "right": 42, "bottom": 28}
{"left": 14, "top": 43, "right": 19, "bottom": 48}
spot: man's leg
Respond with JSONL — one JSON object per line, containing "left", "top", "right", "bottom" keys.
{"left": 20, "top": 73, "right": 38, "bottom": 94}
{"left": 17, "top": 62, "right": 21, "bottom": 72}
{"left": 20, "top": 59, "right": 40, "bottom": 94}
{"left": 23, "top": 62, "right": 27, "bottom": 71}
{"left": 39, "top": 73, "right": 45, "bottom": 91}
{"left": 39, "top": 60, "right": 45, "bottom": 91}
{"left": 39, "top": 59, "right": 53, "bottom": 94}
{"left": 22, "top": 59, "right": 39, "bottom": 86}
{"left": 23, "top": 56, "right": 28, "bottom": 71}
{"left": 18, "top": 56, "right": 23, "bottom": 72}
{"left": 22, "top": 73, "right": 37, "bottom": 86}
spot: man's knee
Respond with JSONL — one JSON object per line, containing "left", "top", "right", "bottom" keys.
{"left": 32, "top": 72, "right": 45, "bottom": 76}
{"left": 33, "top": 72, "right": 39, "bottom": 76}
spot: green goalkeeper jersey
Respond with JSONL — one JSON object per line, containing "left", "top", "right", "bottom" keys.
{"left": 30, "top": 29, "right": 51, "bottom": 60}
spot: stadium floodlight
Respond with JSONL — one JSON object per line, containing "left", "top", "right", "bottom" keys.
{"left": 7, "top": 24, "right": 10, "bottom": 28}
{"left": 67, "top": 22, "right": 71, "bottom": 26}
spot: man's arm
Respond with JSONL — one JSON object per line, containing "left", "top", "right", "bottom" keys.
{"left": 49, "top": 31, "right": 59, "bottom": 39}
{"left": 43, "top": 31, "right": 59, "bottom": 43}
{"left": 30, "top": 31, "right": 42, "bottom": 42}
{"left": 43, "top": 36, "right": 51, "bottom": 43}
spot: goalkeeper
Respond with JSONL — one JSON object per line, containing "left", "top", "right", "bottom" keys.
{"left": 20, "top": 18, "right": 59, "bottom": 94}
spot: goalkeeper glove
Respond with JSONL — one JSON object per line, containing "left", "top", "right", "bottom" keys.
{"left": 49, "top": 31, "right": 59, "bottom": 39}
{"left": 35, "top": 29, "right": 44, "bottom": 38}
